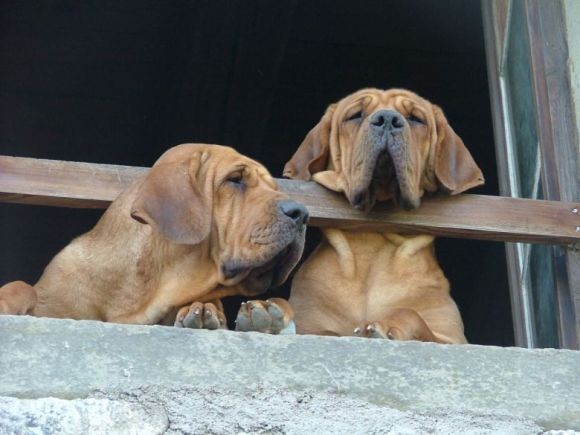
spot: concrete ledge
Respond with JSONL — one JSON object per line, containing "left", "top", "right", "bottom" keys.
{"left": 2, "top": 388, "right": 547, "bottom": 434}
{"left": 1, "top": 315, "right": 579, "bottom": 431}
{"left": 0, "top": 396, "right": 168, "bottom": 434}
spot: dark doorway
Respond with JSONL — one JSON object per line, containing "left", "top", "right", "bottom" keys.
{"left": 0, "top": 0, "right": 513, "bottom": 345}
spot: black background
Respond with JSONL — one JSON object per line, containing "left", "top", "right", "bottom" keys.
{"left": 0, "top": 0, "right": 514, "bottom": 345}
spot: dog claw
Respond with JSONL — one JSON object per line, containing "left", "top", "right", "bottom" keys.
{"left": 175, "top": 302, "right": 226, "bottom": 330}
{"left": 235, "top": 298, "right": 293, "bottom": 334}
{"left": 353, "top": 322, "right": 391, "bottom": 339}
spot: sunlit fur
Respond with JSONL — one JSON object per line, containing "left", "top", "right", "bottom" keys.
{"left": 0, "top": 144, "right": 306, "bottom": 325}
{"left": 285, "top": 89, "right": 484, "bottom": 344}
{"left": 285, "top": 88, "right": 482, "bottom": 212}
{"left": 335, "top": 89, "right": 434, "bottom": 207}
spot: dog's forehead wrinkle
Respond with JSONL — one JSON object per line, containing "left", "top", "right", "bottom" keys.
{"left": 256, "top": 166, "right": 277, "bottom": 189}
{"left": 357, "top": 90, "right": 428, "bottom": 116}
{"left": 200, "top": 150, "right": 211, "bottom": 164}
{"left": 361, "top": 94, "right": 379, "bottom": 111}
{"left": 343, "top": 99, "right": 363, "bottom": 115}
{"left": 399, "top": 98, "right": 412, "bottom": 113}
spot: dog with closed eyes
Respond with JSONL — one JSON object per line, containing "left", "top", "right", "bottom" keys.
{"left": 272, "top": 88, "right": 484, "bottom": 343}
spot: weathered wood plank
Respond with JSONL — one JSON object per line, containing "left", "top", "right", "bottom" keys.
{"left": 525, "top": 0, "right": 580, "bottom": 349}
{"left": 1, "top": 155, "right": 579, "bottom": 244}
{"left": 0, "top": 156, "right": 147, "bottom": 208}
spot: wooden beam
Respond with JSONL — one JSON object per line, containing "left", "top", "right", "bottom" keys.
{"left": 1, "top": 155, "right": 579, "bottom": 245}
{"left": 0, "top": 156, "right": 147, "bottom": 209}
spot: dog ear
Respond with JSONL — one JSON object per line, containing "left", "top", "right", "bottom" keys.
{"left": 312, "top": 170, "right": 343, "bottom": 193}
{"left": 433, "top": 106, "right": 485, "bottom": 195}
{"left": 283, "top": 104, "right": 336, "bottom": 180}
{"left": 130, "top": 156, "right": 211, "bottom": 245}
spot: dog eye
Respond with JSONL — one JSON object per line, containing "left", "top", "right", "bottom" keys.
{"left": 346, "top": 111, "right": 363, "bottom": 122}
{"left": 407, "top": 114, "right": 425, "bottom": 125}
{"left": 226, "top": 172, "right": 244, "bottom": 186}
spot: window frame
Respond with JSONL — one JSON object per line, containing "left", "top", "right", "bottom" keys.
{"left": 482, "top": 0, "right": 580, "bottom": 349}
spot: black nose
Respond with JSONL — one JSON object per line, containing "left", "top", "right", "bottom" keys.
{"left": 369, "top": 110, "right": 405, "bottom": 132}
{"left": 278, "top": 200, "right": 309, "bottom": 226}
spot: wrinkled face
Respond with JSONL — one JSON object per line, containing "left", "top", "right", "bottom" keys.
{"left": 208, "top": 149, "right": 308, "bottom": 294}
{"left": 284, "top": 88, "right": 484, "bottom": 212}
{"left": 131, "top": 144, "right": 308, "bottom": 296}
{"left": 332, "top": 89, "right": 438, "bottom": 210}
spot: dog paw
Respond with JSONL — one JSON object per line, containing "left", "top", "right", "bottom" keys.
{"left": 174, "top": 302, "right": 227, "bottom": 330}
{"left": 353, "top": 309, "right": 443, "bottom": 342}
{"left": 235, "top": 298, "right": 295, "bottom": 334}
{"left": 353, "top": 322, "right": 397, "bottom": 339}
{"left": 0, "top": 281, "right": 37, "bottom": 315}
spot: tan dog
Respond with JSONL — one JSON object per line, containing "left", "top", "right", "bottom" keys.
{"left": 283, "top": 88, "right": 484, "bottom": 343}
{"left": 0, "top": 144, "right": 308, "bottom": 329}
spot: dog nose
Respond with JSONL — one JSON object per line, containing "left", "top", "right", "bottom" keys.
{"left": 278, "top": 200, "right": 309, "bottom": 226}
{"left": 369, "top": 110, "right": 404, "bottom": 132}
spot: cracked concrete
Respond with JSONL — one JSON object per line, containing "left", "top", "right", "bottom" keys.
{"left": 0, "top": 387, "right": 546, "bottom": 435}
{"left": 1, "top": 315, "right": 579, "bottom": 433}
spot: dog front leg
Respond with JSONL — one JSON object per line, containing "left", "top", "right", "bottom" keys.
{"left": 353, "top": 308, "right": 445, "bottom": 343}
{"left": 234, "top": 298, "right": 295, "bottom": 334}
{"left": 0, "top": 281, "right": 37, "bottom": 315}
{"left": 173, "top": 299, "right": 227, "bottom": 330}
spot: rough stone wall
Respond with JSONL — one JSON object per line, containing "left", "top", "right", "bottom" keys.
{"left": 1, "top": 316, "right": 580, "bottom": 433}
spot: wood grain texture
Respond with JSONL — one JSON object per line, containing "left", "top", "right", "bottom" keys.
{"left": 525, "top": 0, "right": 580, "bottom": 348}
{"left": 1, "top": 155, "right": 579, "bottom": 245}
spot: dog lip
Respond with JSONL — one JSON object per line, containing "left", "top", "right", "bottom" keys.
{"left": 242, "top": 241, "right": 299, "bottom": 293}
{"left": 221, "top": 263, "right": 251, "bottom": 280}
{"left": 222, "top": 244, "right": 290, "bottom": 280}
{"left": 351, "top": 190, "right": 367, "bottom": 209}
{"left": 223, "top": 239, "right": 294, "bottom": 283}
{"left": 253, "top": 244, "right": 292, "bottom": 279}
{"left": 348, "top": 146, "right": 390, "bottom": 211}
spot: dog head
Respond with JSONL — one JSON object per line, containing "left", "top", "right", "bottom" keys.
{"left": 131, "top": 144, "right": 308, "bottom": 295}
{"left": 284, "top": 88, "right": 484, "bottom": 211}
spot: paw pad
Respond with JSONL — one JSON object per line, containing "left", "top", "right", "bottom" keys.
{"left": 235, "top": 299, "right": 293, "bottom": 334}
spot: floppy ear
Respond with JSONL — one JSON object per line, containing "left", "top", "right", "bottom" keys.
{"left": 130, "top": 156, "right": 210, "bottom": 245}
{"left": 312, "top": 170, "right": 343, "bottom": 193}
{"left": 283, "top": 104, "right": 336, "bottom": 180}
{"left": 433, "top": 107, "right": 485, "bottom": 195}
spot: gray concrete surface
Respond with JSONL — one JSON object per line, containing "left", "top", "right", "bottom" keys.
{"left": 0, "top": 396, "right": 168, "bottom": 434}
{"left": 1, "top": 315, "right": 580, "bottom": 433}
{"left": 1, "top": 387, "right": 545, "bottom": 435}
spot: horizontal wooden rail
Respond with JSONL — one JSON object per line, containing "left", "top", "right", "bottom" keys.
{"left": 1, "top": 155, "right": 579, "bottom": 245}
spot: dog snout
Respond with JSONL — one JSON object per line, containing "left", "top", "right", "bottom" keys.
{"left": 277, "top": 200, "right": 309, "bottom": 226}
{"left": 222, "top": 262, "right": 247, "bottom": 280}
{"left": 351, "top": 190, "right": 369, "bottom": 211}
{"left": 369, "top": 110, "right": 404, "bottom": 133}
